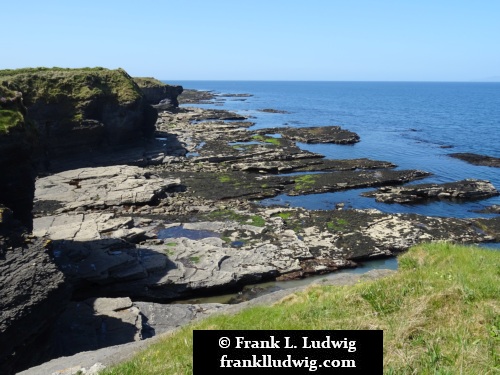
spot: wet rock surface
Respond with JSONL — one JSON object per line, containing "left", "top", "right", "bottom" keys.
{"left": 260, "top": 126, "right": 360, "bottom": 144}
{"left": 362, "top": 179, "right": 499, "bottom": 203}
{"left": 449, "top": 152, "right": 500, "bottom": 167}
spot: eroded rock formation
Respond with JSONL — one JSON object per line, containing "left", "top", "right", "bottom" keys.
{"left": 0, "top": 68, "right": 182, "bottom": 168}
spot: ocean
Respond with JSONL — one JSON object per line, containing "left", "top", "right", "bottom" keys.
{"left": 166, "top": 81, "right": 500, "bottom": 219}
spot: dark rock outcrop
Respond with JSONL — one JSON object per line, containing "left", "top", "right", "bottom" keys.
{"left": 0, "top": 82, "right": 72, "bottom": 374}
{"left": 0, "top": 68, "right": 158, "bottom": 165}
{"left": 0, "top": 237, "right": 72, "bottom": 374}
{"left": 362, "top": 179, "right": 499, "bottom": 203}
{"left": 260, "top": 126, "right": 360, "bottom": 144}
{"left": 449, "top": 152, "right": 500, "bottom": 168}
{"left": 0, "top": 85, "right": 36, "bottom": 229}
{"left": 133, "top": 77, "right": 183, "bottom": 108}
{"left": 1, "top": 204, "right": 72, "bottom": 374}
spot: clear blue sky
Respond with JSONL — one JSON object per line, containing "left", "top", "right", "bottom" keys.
{"left": 2, "top": 0, "right": 499, "bottom": 81}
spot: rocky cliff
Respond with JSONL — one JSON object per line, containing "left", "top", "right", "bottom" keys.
{"left": 0, "top": 68, "right": 187, "bottom": 374}
{"left": 0, "top": 68, "right": 163, "bottom": 166}
{"left": 0, "top": 84, "right": 36, "bottom": 229}
{"left": 0, "top": 86, "right": 72, "bottom": 374}
{"left": 134, "top": 77, "right": 183, "bottom": 109}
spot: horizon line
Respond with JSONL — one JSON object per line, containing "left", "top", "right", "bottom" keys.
{"left": 161, "top": 79, "right": 500, "bottom": 83}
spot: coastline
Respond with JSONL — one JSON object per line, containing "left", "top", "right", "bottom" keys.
{"left": 2, "top": 76, "right": 500, "bottom": 373}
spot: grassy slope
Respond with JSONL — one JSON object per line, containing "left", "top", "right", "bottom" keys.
{"left": 133, "top": 77, "right": 167, "bottom": 89}
{"left": 101, "top": 243, "right": 499, "bottom": 375}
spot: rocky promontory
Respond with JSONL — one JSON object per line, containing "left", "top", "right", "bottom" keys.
{"left": 133, "top": 77, "right": 183, "bottom": 108}
{"left": 0, "top": 68, "right": 182, "bottom": 170}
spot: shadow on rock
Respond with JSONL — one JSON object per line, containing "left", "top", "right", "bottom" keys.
{"left": 45, "top": 297, "right": 143, "bottom": 360}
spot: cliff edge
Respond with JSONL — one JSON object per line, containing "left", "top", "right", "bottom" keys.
{"left": 0, "top": 84, "right": 36, "bottom": 228}
{"left": 133, "top": 77, "right": 183, "bottom": 108}
{"left": 0, "top": 67, "right": 185, "bottom": 374}
{"left": 0, "top": 67, "right": 163, "bottom": 167}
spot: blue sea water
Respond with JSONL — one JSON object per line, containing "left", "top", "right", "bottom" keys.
{"left": 166, "top": 81, "right": 500, "bottom": 219}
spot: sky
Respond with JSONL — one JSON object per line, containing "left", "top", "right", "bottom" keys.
{"left": 2, "top": 0, "right": 500, "bottom": 81}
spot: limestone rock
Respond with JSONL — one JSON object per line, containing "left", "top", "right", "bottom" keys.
{"left": 44, "top": 297, "right": 142, "bottom": 360}
{"left": 34, "top": 165, "right": 180, "bottom": 213}
{"left": 135, "top": 302, "right": 225, "bottom": 337}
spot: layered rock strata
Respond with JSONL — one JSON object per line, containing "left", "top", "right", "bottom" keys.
{"left": 0, "top": 85, "right": 36, "bottom": 228}
{"left": 0, "top": 68, "right": 182, "bottom": 167}
{"left": 133, "top": 77, "right": 183, "bottom": 108}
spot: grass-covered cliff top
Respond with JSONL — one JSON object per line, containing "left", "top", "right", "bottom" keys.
{"left": 102, "top": 243, "right": 499, "bottom": 374}
{"left": 133, "top": 77, "right": 169, "bottom": 89}
{"left": 0, "top": 85, "right": 25, "bottom": 134}
{"left": 0, "top": 67, "right": 143, "bottom": 107}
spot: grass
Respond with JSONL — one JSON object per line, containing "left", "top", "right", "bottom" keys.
{"left": 133, "top": 77, "right": 167, "bottom": 88}
{"left": 0, "top": 67, "right": 142, "bottom": 106}
{"left": 0, "top": 85, "right": 25, "bottom": 134}
{"left": 0, "top": 109, "right": 24, "bottom": 133}
{"left": 100, "top": 242, "right": 499, "bottom": 374}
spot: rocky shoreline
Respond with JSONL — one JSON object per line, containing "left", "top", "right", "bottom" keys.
{"left": 2, "top": 74, "right": 500, "bottom": 374}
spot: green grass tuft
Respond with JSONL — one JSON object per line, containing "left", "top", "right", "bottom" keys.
{"left": 0, "top": 109, "right": 24, "bottom": 133}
